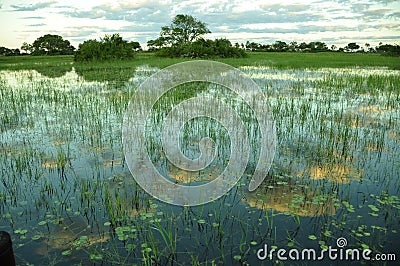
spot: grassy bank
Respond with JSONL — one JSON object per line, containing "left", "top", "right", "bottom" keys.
{"left": 0, "top": 52, "right": 399, "bottom": 71}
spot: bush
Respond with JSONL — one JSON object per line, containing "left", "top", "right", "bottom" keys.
{"left": 156, "top": 38, "right": 247, "bottom": 58}
{"left": 74, "top": 34, "right": 135, "bottom": 62}
{"left": 376, "top": 44, "right": 400, "bottom": 57}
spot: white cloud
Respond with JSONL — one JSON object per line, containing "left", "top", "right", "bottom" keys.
{"left": 0, "top": 0, "right": 399, "bottom": 48}
{"left": 10, "top": 1, "right": 56, "bottom": 11}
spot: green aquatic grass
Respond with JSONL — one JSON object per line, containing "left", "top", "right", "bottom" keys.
{"left": 0, "top": 59, "right": 399, "bottom": 264}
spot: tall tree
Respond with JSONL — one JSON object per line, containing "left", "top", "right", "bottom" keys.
{"left": 152, "top": 14, "right": 245, "bottom": 58}
{"left": 31, "top": 34, "right": 75, "bottom": 55}
{"left": 160, "top": 14, "right": 211, "bottom": 45}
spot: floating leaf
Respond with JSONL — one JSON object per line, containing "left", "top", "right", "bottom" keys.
{"left": 32, "top": 235, "right": 41, "bottom": 241}
{"left": 368, "top": 205, "right": 379, "bottom": 212}
{"left": 323, "top": 231, "right": 331, "bottom": 237}
{"left": 38, "top": 220, "right": 47, "bottom": 226}
{"left": 118, "top": 235, "right": 129, "bottom": 241}
{"left": 90, "top": 253, "right": 103, "bottom": 260}
{"left": 62, "top": 250, "right": 72, "bottom": 256}
{"left": 308, "top": 235, "right": 317, "bottom": 240}
{"left": 15, "top": 229, "right": 28, "bottom": 234}
{"left": 361, "top": 243, "right": 369, "bottom": 250}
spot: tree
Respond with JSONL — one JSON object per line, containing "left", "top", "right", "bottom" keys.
{"left": 364, "top": 43, "right": 370, "bottom": 52}
{"left": 298, "top": 42, "right": 310, "bottom": 52}
{"left": 344, "top": 42, "right": 360, "bottom": 52}
{"left": 153, "top": 14, "right": 245, "bottom": 58}
{"left": 289, "top": 41, "right": 298, "bottom": 52}
{"left": 364, "top": 43, "right": 375, "bottom": 53}
{"left": 21, "top": 42, "right": 32, "bottom": 54}
{"left": 147, "top": 37, "right": 166, "bottom": 51}
{"left": 130, "top": 41, "right": 142, "bottom": 51}
{"left": 272, "top": 41, "right": 288, "bottom": 52}
{"left": 31, "top": 34, "right": 75, "bottom": 55}
{"left": 309, "top": 41, "right": 328, "bottom": 52}
{"left": 0, "top": 47, "right": 20, "bottom": 56}
{"left": 246, "top": 41, "right": 260, "bottom": 51}
{"left": 160, "top": 14, "right": 211, "bottom": 46}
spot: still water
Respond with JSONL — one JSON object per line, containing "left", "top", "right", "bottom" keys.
{"left": 0, "top": 65, "right": 399, "bottom": 265}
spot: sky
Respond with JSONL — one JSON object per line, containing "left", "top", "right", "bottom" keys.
{"left": 0, "top": 0, "right": 399, "bottom": 49}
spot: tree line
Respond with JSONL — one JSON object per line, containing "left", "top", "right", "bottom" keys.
{"left": 1, "top": 14, "right": 399, "bottom": 58}
{"left": 235, "top": 40, "right": 399, "bottom": 54}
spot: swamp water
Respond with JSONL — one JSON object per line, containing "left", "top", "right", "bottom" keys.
{"left": 0, "top": 65, "right": 399, "bottom": 265}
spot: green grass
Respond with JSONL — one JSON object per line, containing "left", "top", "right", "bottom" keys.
{"left": 220, "top": 52, "right": 400, "bottom": 69}
{"left": 0, "top": 52, "right": 399, "bottom": 71}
